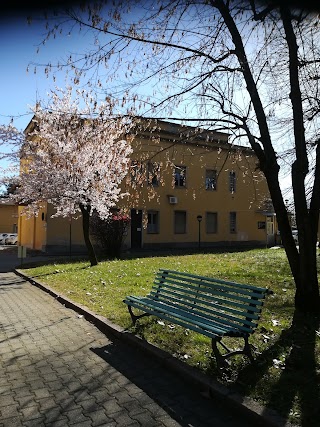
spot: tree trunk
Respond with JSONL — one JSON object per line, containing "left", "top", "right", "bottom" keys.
{"left": 263, "top": 164, "right": 320, "bottom": 313}
{"left": 80, "top": 203, "right": 98, "bottom": 267}
{"left": 280, "top": 5, "right": 320, "bottom": 313}
{"left": 215, "top": 0, "right": 320, "bottom": 313}
{"left": 290, "top": 162, "right": 320, "bottom": 313}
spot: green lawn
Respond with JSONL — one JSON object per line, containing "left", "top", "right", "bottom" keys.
{"left": 21, "top": 248, "right": 320, "bottom": 426}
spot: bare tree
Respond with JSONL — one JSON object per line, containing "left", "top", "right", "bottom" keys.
{"left": 30, "top": 0, "right": 320, "bottom": 312}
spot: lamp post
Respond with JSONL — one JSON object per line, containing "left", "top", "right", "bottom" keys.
{"left": 197, "top": 215, "right": 202, "bottom": 249}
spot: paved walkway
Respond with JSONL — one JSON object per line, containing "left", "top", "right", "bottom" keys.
{"left": 0, "top": 268, "right": 255, "bottom": 427}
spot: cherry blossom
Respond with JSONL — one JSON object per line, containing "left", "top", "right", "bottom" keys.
{"left": 9, "top": 86, "right": 133, "bottom": 265}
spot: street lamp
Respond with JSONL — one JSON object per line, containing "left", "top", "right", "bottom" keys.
{"left": 197, "top": 215, "right": 202, "bottom": 249}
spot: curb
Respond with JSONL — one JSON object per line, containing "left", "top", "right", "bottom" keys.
{"left": 14, "top": 268, "right": 296, "bottom": 427}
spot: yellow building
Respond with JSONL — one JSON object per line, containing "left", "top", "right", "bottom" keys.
{"left": 19, "top": 118, "right": 276, "bottom": 253}
{"left": 0, "top": 199, "right": 18, "bottom": 233}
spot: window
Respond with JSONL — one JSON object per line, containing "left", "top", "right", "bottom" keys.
{"left": 174, "top": 166, "right": 187, "bottom": 187}
{"left": 147, "top": 162, "right": 160, "bottom": 187}
{"left": 130, "top": 160, "right": 144, "bottom": 183}
{"left": 258, "top": 221, "right": 266, "bottom": 229}
{"left": 206, "top": 212, "right": 218, "bottom": 233}
{"left": 147, "top": 211, "right": 159, "bottom": 233}
{"left": 174, "top": 211, "right": 187, "bottom": 234}
{"left": 229, "top": 171, "right": 236, "bottom": 193}
{"left": 230, "top": 212, "right": 237, "bottom": 233}
{"left": 205, "top": 169, "right": 217, "bottom": 191}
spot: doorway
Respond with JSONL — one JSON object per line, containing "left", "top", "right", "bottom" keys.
{"left": 130, "top": 209, "right": 142, "bottom": 249}
{"left": 266, "top": 216, "right": 275, "bottom": 246}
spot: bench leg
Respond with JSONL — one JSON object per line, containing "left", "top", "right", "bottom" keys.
{"left": 211, "top": 338, "right": 230, "bottom": 369}
{"left": 243, "top": 335, "right": 254, "bottom": 362}
{"left": 211, "top": 336, "right": 254, "bottom": 368}
{"left": 127, "top": 306, "right": 151, "bottom": 325}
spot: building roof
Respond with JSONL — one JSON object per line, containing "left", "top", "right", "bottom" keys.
{"left": 0, "top": 198, "right": 17, "bottom": 206}
{"left": 24, "top": 115, "right": 253, "bottom": 154}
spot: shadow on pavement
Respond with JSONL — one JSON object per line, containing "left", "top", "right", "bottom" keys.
{"left": 91, "top": 339, "right": 251, "bottom": 427}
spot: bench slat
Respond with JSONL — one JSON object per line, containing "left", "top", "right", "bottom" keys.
{"left": 157, "top": 269, "right": 269, "bottom": 294}
{"left": 124, "top": 299, "right": 223, "bottom": 339}
{"left": 129, "top": 293, "right": 256, "bottom": 333}
{"left": 148, "top": 290, "right": 259, "bottom": 327}
{"left": 154, "top": 276, "right": 267, "bottom": 302}
{"left": 125, "top": 296, "right": 229, "bottom": 334}
{"left": 150, "top": 283, "right": 263, "bottom": 314}
{"left": 124, "top": 296, "right": 250, "bottom": 336}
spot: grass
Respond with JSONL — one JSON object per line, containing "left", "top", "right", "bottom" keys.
{"left": 20, "top": 247, "right": 320, "bottom": 426}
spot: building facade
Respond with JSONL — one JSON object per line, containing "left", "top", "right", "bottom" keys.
{"left": 0, "top": 199, "right": 18, "bottom": 233}
{"left": 18, "top": 118, "right": 276, "bottom": 253}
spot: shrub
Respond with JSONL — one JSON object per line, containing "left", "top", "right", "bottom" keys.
{"left": 90, "top": 211, "right": 130, "bottom": 258}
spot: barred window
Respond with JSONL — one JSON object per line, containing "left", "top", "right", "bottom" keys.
{"left": 147, "top": 162, "right": 160, "bottom": 187}
{"left": 174, "top": 166, "right": 186, "bottom": 187}
{"left": 229, "top": 171, "right": 236, "bottom": 193}
{"left": 205, "top": 169, "right": 217, "bottom": 191}
{"left": 130, "top": 160, "right": 144, "bottom": 183}
{"left": 230, "top": 212, "right": 237, "bottom": 233}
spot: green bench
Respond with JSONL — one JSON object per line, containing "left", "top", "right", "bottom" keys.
{"left": 123, "top": 269, "right": 273, "bottom": 368}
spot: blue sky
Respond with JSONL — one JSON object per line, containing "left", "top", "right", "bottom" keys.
{"left": 0, "top": 2, "right": 296, "bottom": 198}
{"left": 0, "top": 10, "right": 88, "bottom": 132}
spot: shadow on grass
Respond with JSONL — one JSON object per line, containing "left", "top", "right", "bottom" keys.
{"left": 115, "top": 244, "right": 266, "bottom": 261}
{"left": 16, "top": 244, "right": 266, "bottom": 269}
{"left": 234, "top": 310, "right": 320, "bottom": 427}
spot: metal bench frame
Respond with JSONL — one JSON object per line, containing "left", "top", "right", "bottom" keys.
{"left": 124, "top": 269, "right": 272, "bottom": 368}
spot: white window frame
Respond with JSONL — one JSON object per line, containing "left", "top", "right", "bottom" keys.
{"left": 147, "top": 210, "right": 159, "bottom": 234}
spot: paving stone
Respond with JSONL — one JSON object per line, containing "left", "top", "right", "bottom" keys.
{"left": 45, "top": 416, "right": 69, "bottom": 427}
{"left": 86, "top": 408, "right": 109, "bottom": 426}
{"left": 64, "top": 407, "right": 90, "bottom": 424}
{"left": 33, "top": 387, "right": 52, "bottom": 399}
{"left": 79, "top": 397, "right": 100, "bottom": 412}
{"left": 44, "top": 407, "right": 63, "bottom": 424}
{"left": 0, "top": 416, "right": 23, "bottom": 427}
{"left": 110, "top": 409, "right": 141, "bottom": 425}
{"left": 13, "top": 395, "right": 36, "bottom": 408}
{"left": 114, "top": 390, "right": 138, "bottom": 405}
{"left": 0, "top": 395, "right": 16, "bottom": 407}
{"left": 0, "top": 270, "right": 257, "bottom": 427}
{"left": 36, "top": 397, "right": 57, "bottom": 411}
{"left": 0, "top": 404, "right": 19, "bottom": 419}
{"left": 22, "top": 418, "right": 47, "bottom": 427}
{"left": 19, "top": 405, "right": 42, "bottom": 421}
{"left": 46, "top": 379, "right": 64, "bottom": 391}
{"left": 121, "top": 399, "right": 146, "bottom": 417}
{"left": 131, "top": 411, "right": 160, "bottom": 426}
{"left": 101, "top": 398, "right": 122, "bottom": 414}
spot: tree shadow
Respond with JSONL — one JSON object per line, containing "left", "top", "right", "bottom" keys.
{"left": 0, "top": 277, "right": 26, "bottom": 287}
{"left": 234, "top": 310, "right": 320, "bottom": 426}
{"left": 90, "top": 339, "right": 254, "bottom": 427}
{"left": 115, "top": 244, "right": 265, "bottom": 262}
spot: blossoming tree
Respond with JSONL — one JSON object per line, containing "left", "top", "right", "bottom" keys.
{"left": 10, "top": 87, "right": 133, "bottom": 266}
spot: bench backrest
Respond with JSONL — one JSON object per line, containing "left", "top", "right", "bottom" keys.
{"left": 150, "top": 269, "right": 272, "bottom": 335}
